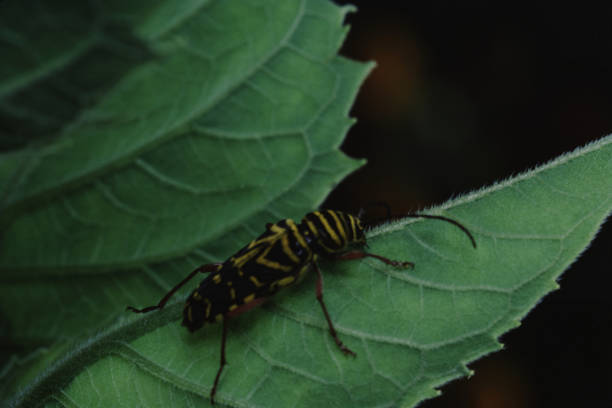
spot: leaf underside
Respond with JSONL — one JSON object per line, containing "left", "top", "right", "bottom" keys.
{"left": 1, "top": 1, "right": 611, "bottom": 407}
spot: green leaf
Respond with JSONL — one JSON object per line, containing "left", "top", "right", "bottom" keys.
{"left": 0, "top": 0, "right": 366, "bottom": 335}
{"left": 8, "top": 129, "right": 612, "bottom": 407}
{"left": 2, "top": 1, "right": 611, "bottom": 407}
{"left": 0, "top": 0, "right": 368, "bottom": 402}
{"left": 0, "top": 0, "right": 153, "bottom": 151}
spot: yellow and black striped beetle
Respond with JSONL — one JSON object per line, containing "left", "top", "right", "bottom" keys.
{"left": 127, "top": 209, "right": 475, "bottom": 404}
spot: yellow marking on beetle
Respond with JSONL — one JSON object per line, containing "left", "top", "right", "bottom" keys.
{"left": 205, "top": 298, "right": 212, "bottom": 318}
{"left": 281, "top": 234, "right": 301, "bottom": 263}
{"left": 243, "top": 223, "right": 287, "bottom": 250}
{"left": 232, "top": 247, "right": 262, "bottom": 268}
{"left": 269, "top": 222, "right": 288, "bottom": 234}
{"left": 213, "top": 274, "right": 222, "bottom": 284}
{"left": 228, "top": 304, "right": 238, "bottom": 312}
{"left": 249, "top": 275, "right": 264, "bottom": 287}
{"left": 248, "top": 236, "right": 273, "bottom": 249}
{"left": 187, "top": 306, "right": 193, "bottom": 322}
{"left": 277, "top": 276, "right": 295, "bottom": 287}
{"left": 192, "top": 291, "right": 203, "bottom": 301}
{"left": 348, "top": 213, "right": 358, "bottom": 240}
{"left": 243, "top": 293, "right": 255, "bottom": 304}
{"left": 356, "top": 217, "right": 364, "bottom": 229}
{"left": 314, "top": 211, "right": 341, "bottom": 246}
{"left": 297, "top": 263, "right": 311, "bottom": 280}
{"left": 215, "top": 313, "right": 223, "bottom": 322}
{"left": 230, "top": 287, "right": 236, "bottom": 300}
{"left": 256, "top": 255, "right": 292, "bottom": 272}
{"left": 256, "top": 244, "right": 293, "bottom": 271}
{"left": 328, "top": 210, "right": 347, "bottom": 245}
{"left": 306, "top": 219, "right": 319, "bottom": 237}
{"left": 286, "top": 220, "right": 310, "bottom": 258}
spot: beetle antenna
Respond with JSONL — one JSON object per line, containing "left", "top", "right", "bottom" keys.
{"left": 404, "top": 213, "right": 477, "bottom": 248}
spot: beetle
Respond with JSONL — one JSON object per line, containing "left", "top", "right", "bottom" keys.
{"left": 127, "top": 209, "right": 475, "bottom": 404}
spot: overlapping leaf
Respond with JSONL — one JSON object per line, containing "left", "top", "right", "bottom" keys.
{"left": 0, "top": 0, "right": 368, "bottom": 402}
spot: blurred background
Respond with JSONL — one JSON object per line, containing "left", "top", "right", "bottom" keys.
{"left": 324, "top": 1, "right": 611, "bottom": 407}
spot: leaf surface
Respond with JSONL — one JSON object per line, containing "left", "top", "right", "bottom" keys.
{"left": 2, "top": 0, "right": 611, "bottom": 406}
{"left": 9, "top": 134, "right": 612, "bottom": 407}
{"left": 0, "top": 0, "right": 367, "bottom": 402}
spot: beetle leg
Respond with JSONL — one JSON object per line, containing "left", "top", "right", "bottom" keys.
{"left": 210, "top": 318, "right": 228, "bottom": 405}
{"left": 127, "top": 263, "right": 223, "bottom": 313}
{"left": 313, "top": 262, "right": 356, "bottom": 357}
{"left": 332, "top": 251, "right": 414, "bottom": 269}
{"left": 208, "top": 297, "right": 267, "bottom": 404}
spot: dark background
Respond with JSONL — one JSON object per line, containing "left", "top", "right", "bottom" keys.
{"left": 323, "top": 2, "right": 611, "bottom": 407}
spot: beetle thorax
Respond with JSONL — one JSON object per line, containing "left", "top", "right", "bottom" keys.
{"left": 300, "top": 210, "right": 366, "bottom": 256}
